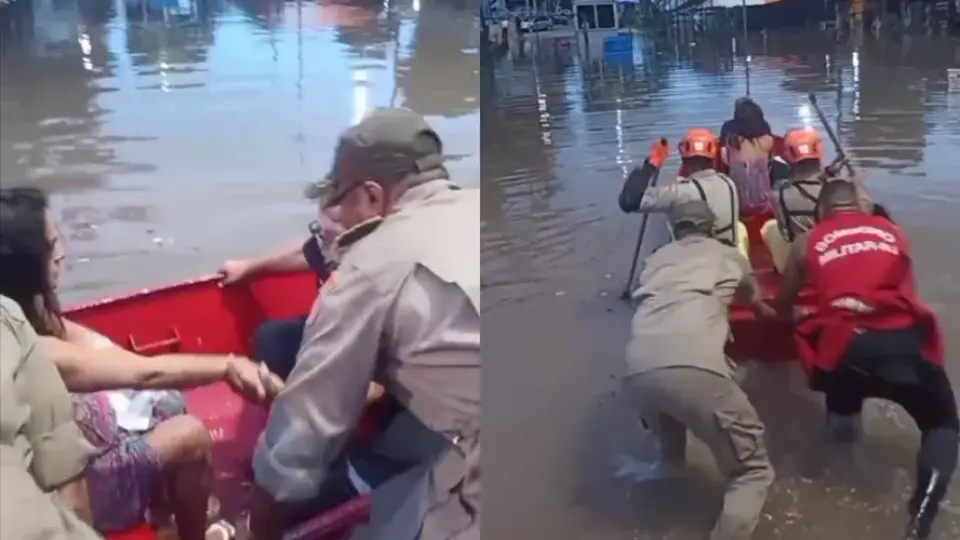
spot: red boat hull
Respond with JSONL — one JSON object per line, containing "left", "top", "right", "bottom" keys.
{"left": 727, "top": 212, "right": 815, "bottom": 363}
{"left": 674, "top": 144, "right": 813, "bottom": 364}
{"left": 66, "top": 271, "right": 372, "bottom": 540}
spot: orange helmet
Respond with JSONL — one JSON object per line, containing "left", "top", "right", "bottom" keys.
{"left": 678, "top": 129, "right": 719, "bottom": 160}
{"left": 783, "top": 128, "right": 824, "bottom": 164}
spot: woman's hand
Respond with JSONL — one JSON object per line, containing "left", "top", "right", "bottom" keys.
{"left": 224, "top": 357, "right": 284, "bottom": 402}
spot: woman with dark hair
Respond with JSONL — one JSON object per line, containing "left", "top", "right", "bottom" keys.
{"left": 0, "top": 186, "right": 282, "bottom": 540}
{"left": 719, "top": 97, "right": 777, "bottom": 213}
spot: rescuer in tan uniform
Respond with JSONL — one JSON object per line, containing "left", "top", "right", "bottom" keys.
{"left": 619, "top": 129, "right": 748, "bottom": 258}
{"left": 1, "top": 295, "right": 103, "bottom": 540}
{"left": 248, "top": 108, "right": 480, "bottom": 540}
{"left": 623, "top": 201, "right": 776, "bottom": 540}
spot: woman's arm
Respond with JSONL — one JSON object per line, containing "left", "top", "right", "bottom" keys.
{"left": 40, "top": 337, "right": 231, "bottom": 393}
{"left": 63, "top": 319, "right": 113, "bottom": 349}
{"left": 758, "top": 134, "right": 774, "bottom": 154}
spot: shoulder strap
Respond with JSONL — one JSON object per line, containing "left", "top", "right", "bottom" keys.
{"left": 687, "top": 173, "right": 738, "bottom": 246}
{"left": 719, "top": 173, "right": 739, "bottom": 245}
{"left": 777, "top": 184, "right": 796, "bottom": 242}
{"left": 796, "top": 182, "right": 821, "bottom": 223}
{"left": 779, "top": 182, "right": 820, "bottom": 242}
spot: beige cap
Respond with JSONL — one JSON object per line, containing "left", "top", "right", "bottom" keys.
{"left": 669, "top": 200, "right": 716, "bottom": 232}
{"left": 304, "top": 108, "right": 444, "bottom": 205}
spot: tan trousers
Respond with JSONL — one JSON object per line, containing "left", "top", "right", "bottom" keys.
{"left": 759, "top": 220, "right": 791, "bottom": 274}
{"left": 624, "top": 368, "right": 774, "bottom": 540}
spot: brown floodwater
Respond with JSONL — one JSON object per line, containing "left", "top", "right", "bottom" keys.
{"left": 0, "top": 0, "right": 479, "bottom": 304}
{"left": 482, "top": 30, "right": 960, "bottom": 540}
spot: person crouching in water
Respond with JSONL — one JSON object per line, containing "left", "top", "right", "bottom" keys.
{"left": 775, "top": 180, "right": 958, "bottom": 540}
{"left": 761, "top": 128, "right": 873, "bottom": 273}
{"left": 623, "top": 200, "right": 776, "bottom": 540}
{"left": 619, "top": 129, "right": 747, "bottom": 259}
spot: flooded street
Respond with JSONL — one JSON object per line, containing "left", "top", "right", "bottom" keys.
{"left": 0, "top": 0, "right": 479, "bottom": 303}
{"left": 482, "top": 31, "right": 960, "bottom": 539}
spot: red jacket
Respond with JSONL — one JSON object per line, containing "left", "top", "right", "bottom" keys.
{"left": 794, "top": 211, "right": 943, "bottom": 375}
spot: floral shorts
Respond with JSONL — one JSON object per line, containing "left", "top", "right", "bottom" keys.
{"left": 74, "top": 391, "right": 187, "bottom": 532}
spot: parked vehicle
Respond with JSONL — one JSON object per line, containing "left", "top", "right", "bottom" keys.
{"left": 531, "top": 15, "right": 553, "bottom": 32}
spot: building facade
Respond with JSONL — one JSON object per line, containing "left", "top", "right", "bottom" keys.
{"left": 574, "top": 0, "right": 619, "bottom": 28}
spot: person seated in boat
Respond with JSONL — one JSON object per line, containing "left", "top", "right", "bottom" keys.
{"left": 219, "top": 205, "right": 344, "bottom": 381}
{"left": 0, "top": 186, "right": 283, "bottom": 540}
{"left": 774, "top": 180, "right": 957, "bottom": 540}
{"left": 247, "top": 108, "right": 479, "bottom": 540}
{"left": 1, "top": 295, "right": 102, "bottom": 540}
{"left": 624, "top": 200, "right": 775, "bottom": 540}
{"left": 618, "top": 129, "right": 748, "bottom": 258}
{"left": 760, "top": 128, "right": 873, "bottom": 273}
{"left": 719, "top": 97, "right": 777, "bottom": 213}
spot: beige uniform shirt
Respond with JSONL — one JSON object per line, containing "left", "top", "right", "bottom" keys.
{"left": 0, "top": 296, "right": 101, "bottom": 540}
{"left": 626, "top": 236, "right": 754, "bottom": 379}
{"left": 253, "top": 180, "right": 480, "bottom": 539}
{"left": 637, "top": 169, "right": 741, "bottom": 247}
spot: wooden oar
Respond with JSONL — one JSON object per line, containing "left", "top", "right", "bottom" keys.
{"left": 807, "top": 93, "right": 856, "bottom": 177}
{"left": 620, "top": 158, "right": 664, "bottom": 300}
{"left": 808, "top": 93, "right": 893, "bottom": 220}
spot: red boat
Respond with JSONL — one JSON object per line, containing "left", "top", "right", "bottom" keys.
{"left": 722, "top": 136, "right": 817, "bottom": 363}
{"left": 66, "top": 270, "right": 375, "bottom": 540}
{"left": 727, "top": 211, "right": 815, "bottom": 363}
{"left": 673, "top": 134, "right": 812, "bottom": 363}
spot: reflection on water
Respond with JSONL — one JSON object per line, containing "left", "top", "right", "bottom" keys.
{"left": 483, "top": 31, "right": 960, "bottom": 540}
{"left": 0, "top": 0, "right": 479, "bottom": 302}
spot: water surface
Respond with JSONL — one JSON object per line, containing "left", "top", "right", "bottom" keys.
{"left": 0, "top": 0, "right": 479, "bottom": 303}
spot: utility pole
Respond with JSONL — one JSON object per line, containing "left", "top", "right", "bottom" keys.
{"left": 741, "top": 0, "right": 748, "bottom": 41}
{"left": 742, "top": 0, "right": 750, "bottom": 96}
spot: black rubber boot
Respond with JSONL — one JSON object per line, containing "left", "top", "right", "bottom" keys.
{"left": 906, "top": 428, "right": 960, "bottom": 539}
{"left": 906, "top": 476, "right": 936, "bottom": 540}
